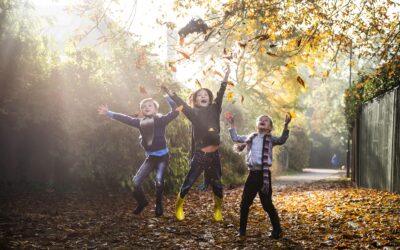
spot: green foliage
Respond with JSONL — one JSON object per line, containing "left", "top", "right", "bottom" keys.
{"left": 285, "top": 126, "right": 312, "bottom": 171}
{"left": 344, "top": 58, "right": 400, "bottom": 128}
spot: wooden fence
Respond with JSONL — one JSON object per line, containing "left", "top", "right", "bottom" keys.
{"left": 352, "top": 86, "right": 399, "bottom": 193}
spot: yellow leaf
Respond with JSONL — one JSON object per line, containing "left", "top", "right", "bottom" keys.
{"left": 226, "top": 91, "right": 234, "bottom": 102}
{"left": 287, "top": 111, "right": 296, "bottom": 119}
{"left": 177, "top": 50, "right": 190, "bottom": 59}
{"left": 297, "top": 76, "right": 306, "bottom": 88}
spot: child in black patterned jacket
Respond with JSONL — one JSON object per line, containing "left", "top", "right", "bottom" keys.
{"left": 226, "top": 113, "right": 291, "bottom": 238}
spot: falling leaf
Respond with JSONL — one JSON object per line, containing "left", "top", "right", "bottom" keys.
{"left": 238, "top": 42, "right": 247, "bottom": 48}
{"left": 226, "top": 91, "right": 234, "bottom": 102}
{"left": 223, "top": 48, "right": 227, "bottom": 55}
{"left": 139, "top": 85, "right": 147, "bottom": 94}
{"left": 168, "top": 62, "right": 177, "bottom": 72}
{"left": 213, "top": 70, "right": 223, "bottom": 78}
{"left": 240, "top": 95, "right": 244, "bottom": 104}
{"left": 285, "top": 62, "right": 296, "bottom": 68}
{"left": 297, "top": 38, "right": 302, "bottom": 47}
{"left": 266, "top": 52, "right": 278, "bottom": 57}
{"left": 227, "top": 81, "right": 235, "bottom": 87}
{"left": 269, "top": 44, "right": 277, "bottom": 48}
{"left": 177, "top": 50, "right": 190, "bottom": 59}
{"left": 195, "top": 79, "right": 202, "bottom": 89}
{"left": 297, "top": 76, "right": 306, "bottom": 88}
{"left": 287, "top": 111, "right": 296, "bottom": 119}
{"left": 176, "top": 105, "right": 183, "bottom": 112}
{"left": 179, "top": 36, "right": 185, "bottom": 46}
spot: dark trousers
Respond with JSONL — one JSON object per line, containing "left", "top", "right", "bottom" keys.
{"left": 132, "top": 154, "right": 169, "bottom": 205}
{"left": 239, "top": 170, "right": 281, "bottom": 234}
{"left": 179, "top": 150, "right": 223, "bottom": 198}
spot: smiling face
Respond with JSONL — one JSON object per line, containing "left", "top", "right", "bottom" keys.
{"left": 194, "top": 89, "right": 211, "bottom": 107}
{"left": 256, "top": 115, "right": 273, "bottom": 133}
{"left": 140, "top": 99, "right": 158, "bottom": 117}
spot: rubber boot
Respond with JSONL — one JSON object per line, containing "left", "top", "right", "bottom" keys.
{"left": 213, "top": 195, "right": 223, "bottom": 222}
{"left": 133, "top": 187, "right": 148, "bottom": 214}
{"left": 155, "top": 186, "right": 163, "bottom": 217}
{"left": 175, "top": 193, "right": 185, "bottom": 221}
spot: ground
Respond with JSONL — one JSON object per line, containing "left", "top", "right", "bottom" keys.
{"left": 1, "top": 172, "right": 399, "bottom": 249}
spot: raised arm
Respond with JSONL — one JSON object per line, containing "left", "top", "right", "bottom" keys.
{"left": 160, "top": 84, "right": 195, "bottom": 121}
{"left": 98, "top": 104, "right": 140, "bottom": 128}
{"left": 225, "top": 112, "right": 247, "bottom": 143}
{"left": 272, "top": 114, "right": 291, "bottom": 145}
{"left": 159, "top": 95, "right": 179, "bottom": 125}
{"left": 214, "top": 65, "right": 230, "bottom": 109}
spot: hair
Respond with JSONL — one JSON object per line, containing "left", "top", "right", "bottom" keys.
{"left": 233, "top": 115, "right": 274, "bottom": 153}
{"left": 256, "top": 115, "right": 273, "bottom": 129}
{"left": 139, "top": 98, "right": 159, "bottom": 110}
{"left": 189, "top": 88, "right": 214, "bottom": 107}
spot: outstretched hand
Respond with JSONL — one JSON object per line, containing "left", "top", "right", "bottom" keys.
{"left": 98, "top": 104, "right": 109, "bottom": 115}
{"left": 222, "top": 64, "right": 231, "bottom": 82}
{"left": 224, "top": 111, "right": 235, "bottom": 126}
{"left": 160, "top": 83, "right": 173, "bottom": 95}
{"left": 284, "top": 113, "right": 292, "bottom": 127}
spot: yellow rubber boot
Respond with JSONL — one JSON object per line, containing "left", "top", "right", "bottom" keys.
{"left": 213, "top": 195, "right": 223, "bottom": 222}
{"left": 175, "top": 193, "right": 186, "bottom": 221}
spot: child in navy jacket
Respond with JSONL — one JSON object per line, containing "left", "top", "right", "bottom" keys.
{"left": 98, "top": 96, "right": 179, "bottom": 217}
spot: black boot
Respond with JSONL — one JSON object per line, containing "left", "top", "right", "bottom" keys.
{"left": 268, "top": 211, "right": 282, "bottom": 239}
{"left": 133, "top": 187, "right": 148, "bottom": 214}
{"left": 237, "top": 207, "right": 249, "bottom": 237}
{"left": 155, "top": 186, "right": 163, "bottom": 217}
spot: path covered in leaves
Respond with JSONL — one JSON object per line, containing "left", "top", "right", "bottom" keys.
{"left": 1, "top": 180, "right": 399, "bottom": 249}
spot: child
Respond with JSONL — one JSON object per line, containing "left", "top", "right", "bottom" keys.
{"left": 98, "top": 96, "right": 179, "bottom": 217}
{"left": 161, "top": 65, "right": 230, "bottom": 222}
{"left": 226, "top": 113, "right": 291, "bottom": 238}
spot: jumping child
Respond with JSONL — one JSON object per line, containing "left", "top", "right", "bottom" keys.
{"left": 161, "top": 65, "right": 231, "bottom": 222}
{"left": 98, "top": 96, "right": 179, "bottom": 217}
{"left": 226, "top": 113, "right": 291, "bottom": 238}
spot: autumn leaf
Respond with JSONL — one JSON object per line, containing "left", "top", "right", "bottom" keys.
{"left": 226, "top": 91, "right": 234, "bottom": 102}
{"left": 177, "top": 50, "right": 190, "bottom": 59}
{"left": 195, "top": 79, "right": 202, "bottom": 89}
{"left": 238, "top": 42, "right": 247, "bottom": 48}
{"left": 269, "top": 44, "right": 277, "bottom": 48}
{"left": 168, "top": 62, "right": 177, "bottom": 72}
{"left": 213, "top": 70, "right": 223, "bottom": 78}
{"left": 240, "top": 95, "right": 245, "bottom": 104}
{"left": 287, "top": 111, "right": 296, "bottom": 118}
{"left": 266, "top": 52, "right": 278, "bottom": 57}
{"left": 139, "top": 85, "right": 147, "bottom": 94}
{"left": 297, "top": 76, "right": 306, "bottom": 88}
{"left": 227, "top": 81, "right": 235, "bottom": 87}
{"left": 297, "top": 38, "right": 302, "bottom": 47}
{"left": 223, "top": 48, "right": 227, "bottom": 55}
{"left": 179, "top": 36, "right": 185, "bottom": 46}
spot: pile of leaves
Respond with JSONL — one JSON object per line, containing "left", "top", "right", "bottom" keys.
{"left": 1, "top": 180, "right": 399, "bottom": 249}
{"left": 344, "top": 57, "right": 400, "bottom": 128}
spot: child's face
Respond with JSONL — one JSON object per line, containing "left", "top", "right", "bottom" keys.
{"left": 257, "top": 116, "right": 272, "bottom": 132}
{"left": 141, "top": 101, "right": 158, "bottom": 116}
{"left": 194, "top": 89, "right": 210, "bottom": 107}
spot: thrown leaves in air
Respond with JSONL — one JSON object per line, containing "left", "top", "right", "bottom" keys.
{"left": 214, "top": 70, "right": 223, "bottom": 78}
{"left": 226, "top": 91, "right": 234, "bottom": 102}
{"left": 139, "top": 85, "right": 147, "bottom": 94}
{"left": 179, "top": 37, "right": 185, "bottom": 46}
{"left": 287, "top": 111, "right": 296, "bottom": 119}
{"left": 168, "top": 62, "right": 177, "bottom": 72}
{"left": 227, "top": 81, "right": 235, "bottom": 87}
{"left": 195, "top": 79, "right": 202, "bottom": 89}
{"left": 177, "top": 50, "right": 190, "bottom": 59}
{"left": 266, "top": 52, "right": 278, "bottom": 57}
{"left": 297, "top": 76, "right": 306, "bottom": 88}
{"left": 240, "top": 95, "right": 245, "bottom": 104}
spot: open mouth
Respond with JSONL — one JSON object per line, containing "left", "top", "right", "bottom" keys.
{"left": 200, "top": 100, "right": 208, "bottom": 104}
{"left": 259, "top": 122, "right": 266, "bottom": 126}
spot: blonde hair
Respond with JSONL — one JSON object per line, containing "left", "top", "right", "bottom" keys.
{"left": 139, "top": 98, "right": 159, "bottom": 111}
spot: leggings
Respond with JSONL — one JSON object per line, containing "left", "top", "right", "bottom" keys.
{"left": 179, "top": 150, "right": 223, "bottom": 198}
